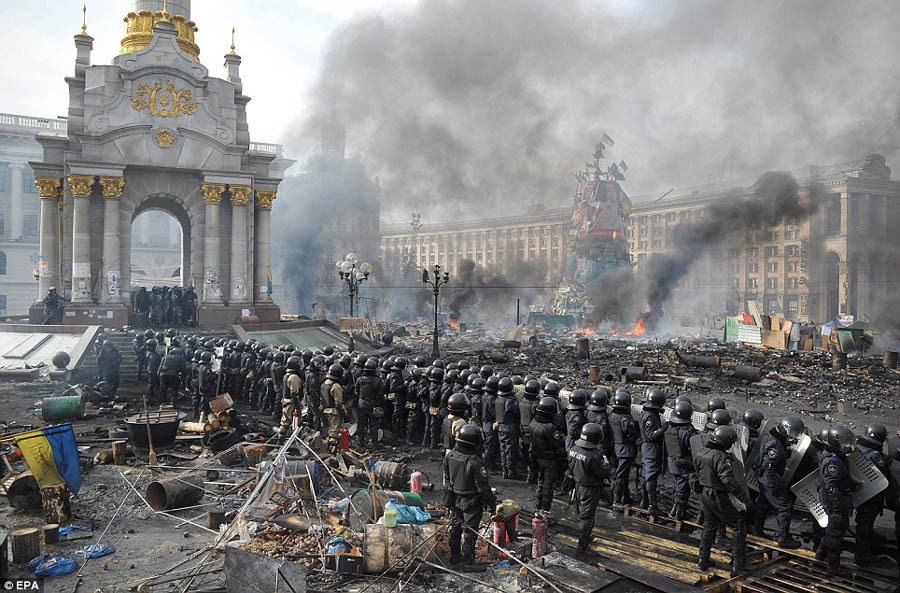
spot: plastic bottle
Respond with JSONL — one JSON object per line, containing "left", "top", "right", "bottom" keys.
{"left": 383, "top": 497, "right": 399, "bottom": 528}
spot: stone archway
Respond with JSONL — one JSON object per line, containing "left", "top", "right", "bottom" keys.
{"left": 131, "top": 196, "right": 193, "bottom": 289}
{"left": 823, "top": 251, "right": 841, "bottom": 320}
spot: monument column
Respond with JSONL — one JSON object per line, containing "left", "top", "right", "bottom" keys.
{"left": 68, "top": 174, "right": 95, "bottom": 303}
{"left": 35, "top": 178, "right": 62, "bottom": 297}
{"left": 9, "top": 163, "right": 25, "bottom": 241}
{"left": 254, "top": 190, "right": 276, "bottom": 303}
{"left": 99, "top": 176, "right": 125, "bottom": 303}
{"left": 229, "top": 185, "right": 252, "bottom": 304}
{"left": 201, "top": 183, "right": 225, "bottom": 303}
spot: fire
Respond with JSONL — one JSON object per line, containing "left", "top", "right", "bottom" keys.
{"left": 625, "top": 316, "right": 646, "bottom": 336}
{"left": 449, "top": 319, "right": 458, "bottom": 328}
{"left": 578, "top": 327, "right": 596, "bottom": 335}
{"left": 607, "top": 327, "right": 619, "bottom": 336}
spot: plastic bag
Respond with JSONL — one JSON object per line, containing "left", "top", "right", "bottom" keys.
{"left": 28, "top": 554, "right": 78, "bottom": 576}
{"left": 59, "top": 525, "right": 89, "bottom": 536}
{"left": 76, "top": 543, "right": 115, "bottom": 558}
{"left": 327, "top": 537, "right": 351, "bottom": 554}
{"left": 394, "top": 503, "right": 431, "bottom": 525}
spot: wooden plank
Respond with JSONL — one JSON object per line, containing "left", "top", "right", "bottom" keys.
{"left": 571, "top": 547, "right": 706, "bottom": 593}
{"left": 592, "top": 533, "right": 729, "bottom": 573}
{"left": 588, "top": 534, "right": 730, "bottom": 581}
{"left": 619, "top": 529, "right": 732, "bottom": 562}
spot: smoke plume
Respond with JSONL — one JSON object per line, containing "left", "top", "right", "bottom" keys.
{"left": 293, "top": 0, "right": 900, "bottom": 221}
{"left": 644, "top": 172, "right": 825, "bottom": 325}
{"left": 447, "top": 258, "right": 545, "bottom": 324}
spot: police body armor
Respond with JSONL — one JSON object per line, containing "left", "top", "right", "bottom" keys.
{"left": 446, "top": 450, "right": 477, "bottom": 496}
{"left": 520, "top": 400, "right": 535, "bottom": 434}
{"left": 161, "top": 349, "right": 184, "bottom": 375}
{"left": 428, "top": 384, "right": 442, "bottom": 416}
{"left": 495, "top": 396, "right": 519, "bottom": 427}
{"left": 357, "top": 375, "right": 378, "bottom": 410}
{"left": 665, "top": 426, "right": 691, "bottom": 460}
{"left": 282, "top": 371, "right": 299, "bottom": 404}
{"left": 482, "top": 393, "right": 497, "bottom": 425}
{"left": 609, "top": 412, "right": 626, "bottom": 444}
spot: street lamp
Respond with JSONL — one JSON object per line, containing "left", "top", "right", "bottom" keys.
{"left": 337, "top": 253, "right": 371, "bottom": 317}
{"left": 423, "top": 264, "right": 450, "bottom": 359}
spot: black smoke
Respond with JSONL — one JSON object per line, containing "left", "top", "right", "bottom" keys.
{"left": 447, "top": 258, "right": 545, "bottom": 324}
{"left": 293, "top": 0, "right": 900, "bottom": 221}
{"left": 587, "top": 268, "right": 638, "bottom": 323}
{"left": 643, "top": 172, "right": 825, "bottom": 325}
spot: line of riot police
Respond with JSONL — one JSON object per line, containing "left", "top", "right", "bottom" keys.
{"left": 132, "top": 286, "right": 198, "bottom": 329}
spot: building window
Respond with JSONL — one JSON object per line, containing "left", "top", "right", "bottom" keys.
{"left": 747, "top": 247, "right": 758, "bottom": 258}
{"left": 0, "top": 164, "right": 7, "bottom": 191}
{"left": 748, "top": 262, "right": 758, "bottom": 273}
{"left": 665, "top": 212, "right": 676, "bottom": 222}
{"left": 766, "top": 261, "right": 778, "bottom": 273}
{"left": 638, "top": 241, "right": 647, "bottom": 250}
{"left": 785, "top": 245, "right": 799, "bottom": 256}
{"left": 764, "top": 246, "right": 778, "bottom": 257}
{"left": 766, "top": 277, "right": 778, "bottom": 290}
{"left": 638, "top": 216, "right": 647, "bottom": 225}
{"left": 651, "top": 214, "right": 662, "bottom": 224}
{"left": 23, "top": 215, "right": 38, "bottom": 237}
{"left": 0, "top": 251, "right": 5, "bottom": 275}
{"left": 0, "top": 295, "right": 5, "bottom": 314}
{"left": 680, "top": 211, "right": 690, "bottom": 223}
{"left": 652, "top": 240, "right": 661, "bottom": 249}
{"left": 24, "top": 168, "right": 38, "bottom": 194}
{"left": 0, "top": 212, "right": 4, "bottom": 235}
{"left": 785, "top": 229, "right": 800, "bottom": 240}
{"left": 651, "top": 227, "right": 662, "bottom": 236}
{"left": 748, "top": 277, "right": 759, "bottom": 289}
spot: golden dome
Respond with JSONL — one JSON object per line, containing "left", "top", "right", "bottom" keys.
{"left": 120, "top": 9, "right": 199, "bottom": 61}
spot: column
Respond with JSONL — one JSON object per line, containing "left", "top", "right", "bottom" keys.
{"left": 254, "top": 190, "right": 276, "bottom": 303}
{"left": 34, "top": 177, "right": 62, "bottom": 298}
{"left": 229, "top": 184, "right": 252, "bottom": 304}
{"left": 99, "top": 176, "right": 124, "bottom": 303}
{"left": 68, "top": 174, "right": 95, "bottom": 303}
{"left": 201, "top": 182, "right": 225, "bottom": 303}
{"left": 9, "top": 163, "right": 25, "bottom": 240}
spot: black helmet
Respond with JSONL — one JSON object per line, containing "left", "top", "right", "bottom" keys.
{"left": 775, "top": 416, "right": 805, "bottom": 443}
{"left": 543, "top": 382, "right": 560, "bottom": 399}
{"left": 326, "top": 363, "right": 344, "bottom": 382}
{"left": 394, "top": 356, "right": 408, "bottom": 370}
{"left": 274, "top": 352, "right": 286, "bottom": 364}
{"left": 166, "top": 328, "right": 177, "bottom": 338}
{"left": 414, "top": 355, "right": 427, "bottom": 367}
{"left": 311, "top": 354, "right": 325, "bottom": 369}
{"left": 266, "top": 351, "right": 275, "bottom": 361}
{"left": 580, "top": 422, "right": 603, "bottom": 446}
{"left": 455, "top": 424, "right": 482, "bottom": 453}
{"left": 524, "top": 379, "right": 541, "bottom": 398}
{"left": 467, "top": 377, "right": 485, "bottom": 394}
{"left": 671, "top": 399, "right": 694, "bottom": 424}
{"left": 710, "top": 425, "right": 738, "bottom": 449}
{"left": 236, "top": 341, "right": 246, "bottom": 352}
{"left": 412, "top": 367, "right": 424, "bottom": 380}
{"left": 155, "top": 331, "right": 165, "bottom": 342}
{"left": 814, "top": 426, "right": 831, "bottom": 450}
{"left": 459, "top": 369, "right": 472, "bottom": 385}
{"left": 456, "top": 360, "right": 471, "bottom": 371}
{"left": 479, "top": 365, "right": 493, "bottom": 379}
{"left": 364, "top": 358, "right": 378, "bottom": 374}
{"left": 430, "top": 368, "right": 444, "bottom": 383}
{"left": 568, "top": 389, "right": 588, "bottom": 411}
{"left": 340, "top": 354, "right": 352, "bottom": 368}
{"left": 589, "top": 388, "right": 610, "bottom": 410}
{"left": 707, "top": 409, "right": 731, "bottom": 429}
{"left": 323, "top": 345, "right": 334, "bottom": 356}
{"left": 285, "top": 344, "right": 297, "bottom": 353}
{"left": 433, "top": 358, "right": 445, "bottom": 369}
{"left": 146, "top": 338, "right": 158, "bottom": 349}
{"left": 742, "top": 408, "right": 764, "bottom": 431}
{"left": 858, "top": 423, "right": 887, "bottom": 449}
{"left": 187, "top": 336, "right": 197, "bottom": 346}
{"left": 707, "top": 397, "right": 726, "bottom": 413}
{"left": 826, "top": 424, "right": 855, "bottom": 455}
{"left": 200, "top": 351, "right": 212, "bottom": 365}
{"left": 203, "top": 339, "right": 215, "bottom": 350}
{"left": 301, "top": 349, "right": 313, "bottom": 362}
{"left": 446, "top": 369, "right": 460, "bottom": 383}
{"left": 381, "top": 359, "right": 393, "bottom": 373}
{"left": 484, "top": 376, "right": 500, "bottom": 395}
{"left": 511, "top": 375, "right": 523, "bottom": 385}
{"left": 448, "top": 392, "right": 469, "bottom": 415}
{"left": 497, "top": 377, "right": 514, "bottom": 396}
{"left": 286, "top": 356, "right": 301, "bottom": 372}
{"left": 192, "top": 351, "right": 201, "bottom": 363}
{"left": 143, "top": 329, "right": 155, "bottom": 339}
{"left": 524, "top": 374, "right": 537, "bottom": 384}
{"left": 535, "top": 397, "right": 558, "bottom": 420}
{"left": 446, "top": 362, "right": 459, "bottom": 373}
{"left": 643, "top": 387, "right": 666, "bottom": 411}
{"left": 612, "top": 389, "right": 631, "bottom": 410}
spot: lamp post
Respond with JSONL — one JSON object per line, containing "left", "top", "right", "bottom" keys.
{"left": 423, "top": 264, "right": 450, "bottom": 359}
{"left": 336, "top": 252, "right": 372, "bottom": 318}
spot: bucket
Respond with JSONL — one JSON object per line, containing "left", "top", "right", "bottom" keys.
{"left": 883, "top": 351, "right": 899, "bottom": 369}
{"left": 125, "top": 410, "right": 185, "bottom": 453}
{"left": 350, "top": 489, "right": 423, "bottom": 526}
{"left": 41, "top": 395, "right": 85, "bottom": 421}
{"left": 145, "top": 476, "right": 204, "bottom": 511}
{"left": 832, "top": 352, "right": 848, "bottom": 371}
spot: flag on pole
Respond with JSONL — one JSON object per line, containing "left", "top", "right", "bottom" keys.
{"left": 619, "top": 160, "right": 628, "bottom": 171}
{"left": 16, "top": 423, "right": 82, "bottom": 494}
{"left": 266, "top": 266, "right": 273, "bottom": 294}
{"left": 600, "top": 133, "right": 615, "bottom": 147}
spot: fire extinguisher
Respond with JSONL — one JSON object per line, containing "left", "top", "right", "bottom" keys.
{"left": 338, "top": 426, "right": 350, "bottom": 452}
{"left": 291, "top": 409, "right": 299, "bottom": 430}
{"left": 532, "top": 515, "right": 548, "bottom": 558}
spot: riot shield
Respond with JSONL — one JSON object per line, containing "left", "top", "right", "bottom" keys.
{"left": 728, "top": 438, "right": 750, "bottom": 511}
{"left": 783, "top": 434, "right": 812, "bottom": 484}
{"left": 848, "top": 449, "right": 889, "bottom": 507}
{"left": 790, "top": 469, "right": 828, "bottom": 528}
{"left": 661, "top": 406, "right": 674, "bottom": 423}
{"left": 691, "top": 411, "right": 708, "bottom": 432}
{"left": 744, "top": 419, "right": 770, "bottom": 492}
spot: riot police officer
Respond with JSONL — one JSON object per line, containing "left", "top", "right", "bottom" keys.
{"left": 756, "top": 416, "right": 805, "bottom": 548}
{"left": 240, "top": 343, "right": 258, "bottom": 406}
{"left": 406, "top": 367, "right": 427, "bottom": 446}
{"left": 666, "top": 399, "right": 698, "bottom": 519}
{"left": 442, "top": 392, "right": 470, "bottom": 452}
{"left": 481, "top": 376, "right": 500, "bottom": 471}
{"left": 543, "top": 382, "right": 567, "bottom": 433}
{"left": 355, "top": 358, "right": 383, "bottom": 449}
{"left": 321, "top": 364, "right": 345, "bottom": 447}
{"left": 742, "top": 408, "right": 765, "bottom": 532}
{"left": 694, "top": 425, "right": 747, "bottom": 573}
{"left": 305, "top": 355, "right": 325, "bottom": 432}
{"left": 495, "top": 377, "right": 521, "bottom": 479}
{"left": 817, "top": 425, "right": 854, "bottom": 574}
{"left": 568, "top": 423, "right": 609, "bottom": 551}
{"left": 565, "top": 390, "right": 588, "bottom": 450}
{"left": 158, "top": 340, "right": 185, "bottom": 406}
{"left": 520, "top": 379, "right": 541, "bottom": 484}
{"left": 855, "top": 423, "right": 888, "bottom": 564}
{"left": 42, "top": 287, "right": 68, "bottom": 324}
{"left": 268, "top": 351, "right": 286, "bottom": 417}
{"left": 530, "top": 397, "right": 566, "bottom": 519}
{"left": 640, "top": 387, "right": 668, "bottom": 515}
{"left": 193, "top": 351, "right": 217, "bottom": 421}
{"left": 145, "top": 338, "right": 161, "bottom": 403}
{"left": 443, "top": 424, "right": 497, "bottom": 564}
{"left": 277, "top": 356, "right": 303, "bottom": 442}
{"left": 610, "top": 388, "right": 639, "bottom": 509}
{"left": 133, "top": 334, "right": 147, "bottom": 381}
{"left": 388, "top": 357, "right": 409, "bottom": 440}
{"left": 427, "top": 367, "right": 445, "bottom": 449}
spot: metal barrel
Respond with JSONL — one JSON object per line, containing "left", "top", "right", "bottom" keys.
{"left": 883, "top": 351, "right": 898, "bottom": 369}
{"left": 733, "top": 365, "right": 763, "bottom": 382}
{"left": 621, "top": 366, "right": 648, "bottom": 382}
{"left": 40, "top": 395, "right": 85, "bottom": 421}
{"left": 145, "top": 476, "right": 204, "bottom": 511}
{"left": 832, "top": 352, "right": 848, "bottom": 370}
{"left": 373, "top": 461, "right": 409, "bottom": 490}
{"left": 676, "top": 352, "right": 721, "bottom": 368}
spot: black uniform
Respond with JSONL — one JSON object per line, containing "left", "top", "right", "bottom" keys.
{"left": 568, "top": 439, "right": 609, "bottom": 549}
{"left": 305, "top": 366, "right": 323, "bottom": 431}
{"left": 639, "top": 409, "right": 666, "bottom": 504}
{"left": 855, "top": 444, "right": 886, "bottom": 561}
{"left": 443, "top": 449, "right": 497, "bottom": 562}
{"left": 133, "top": 338, "right": 146, "bottom": 381}
{"left": 406, "top": 377, "right": 427, "bottom": 445}
{"left": 694, "top": 439, "right": 747, "bottom": 571}
{"left": 240, "top": 349, "right": 257, "bottom": 405}
{"left": 388, "top": 369, "right": 408, "bottom": 440}
{"left": 530, "top": 418, "right": 567, "bottom": 513}
{"left": 481, "top": 391, "right": 500, "bottom": 470}
{"left": 146, "top": 348, "right": 161, "bottom": 402}
{"left": 666, "top": 423, "right": 698, "bottom": 516}
{"left": 520, "top": 397, "right": 538, "bottom": 483}
{"left": 756, "top": 431, "right": 794, "bottom": 540}
{"left": 587, "top": 407, "right": 617, "bottom": 486}
{"left": 609, "top": 409, "right": 639, "bottom": 506}
{"left": 158, "top": 347, "right": 186, "bottom": 405}
{"left": 193, "top": 363, "right": 217, "bottom": 419}
{"left": 355, "top": 372, "right": 384, "bottom": 448}
{"left": 565, "top": 409, "right": 587, "bottom": 451}
{"left": 818, "top": 453, "right": 852, "bottom": 571}
{"left": 496, "top": 393, "right": 521, "bottom": 478}
{"left": 427, "top": 381, "right": 444, "bottom": 449}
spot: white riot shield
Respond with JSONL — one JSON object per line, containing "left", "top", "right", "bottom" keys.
{"left": 790, "top": 469, "right": 828, "bottom": 528}
{"left": 662, "top": 406, "right": 674, "bottom": 423}
{"left": 728, "top": 442, "right": 749, "bottom": 511}
{"left": 783, "top": 434, "right": 812, "bottom": 484}
{"left": 631, "top": 403, "right": 642, "bottom": 419}
{"left": 848, "top": 449, "right": 889, "bottom": 507}
{"left": 691, "top": 411, "right": 708, "bottom": 432}
{"left": 734, "top": 424, "right": 750, "bottom": 456}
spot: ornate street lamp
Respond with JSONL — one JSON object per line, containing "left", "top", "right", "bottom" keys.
{"left": 423, "top": 264, "right": 450, "bottom": 358}
{"left": 337, "top": 252, "right": 372, "bottom": 317}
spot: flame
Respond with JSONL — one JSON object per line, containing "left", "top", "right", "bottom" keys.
{"left": 625, "top": 316, "right": 646, "bottom": 336}
{"left": 449, "top": 319, "right": 458, "bottom": 328}
{"left": 578, "top": 327, "right": 596, "bottom": 335}
{"left": 607, "top": 327, "right": 619, "bottom": 336}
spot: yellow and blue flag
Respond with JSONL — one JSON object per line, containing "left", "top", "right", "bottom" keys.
{"left": 16, "top": 424, "right": 82, "bottom": 494}
{"left": 600, "top": 132, "right": 615, "bottom": 147}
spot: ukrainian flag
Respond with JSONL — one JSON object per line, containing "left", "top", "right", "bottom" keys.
{"left": 15, "top": 424, "right": 82, "bottom": 494}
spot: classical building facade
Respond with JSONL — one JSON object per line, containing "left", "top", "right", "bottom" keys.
{"left": 28, "top": 1, "right": 293, "bottom": 325}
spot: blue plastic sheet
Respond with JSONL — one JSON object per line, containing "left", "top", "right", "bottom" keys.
{"left": 76, "top": 543, "right": 115, "bottom": 558}
{"left": 27, "top": 554, "right": 78, "bottom": 576}
{"left": 394, "top": 503, "right": 431, "bottom": 525}
{"left": 59, "top": 525, "right": 89, "bottom": 536}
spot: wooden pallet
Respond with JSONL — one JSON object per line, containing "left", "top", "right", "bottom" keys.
{"left": 734, "top": 558, "right": 897, "bottom": 593}
{"left": 622, "top": 504, "right": 693, "bottom": 532}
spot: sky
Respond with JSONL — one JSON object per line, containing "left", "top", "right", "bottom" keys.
{"left": 3, "top": 1, "right": 900, "bottom": 222}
